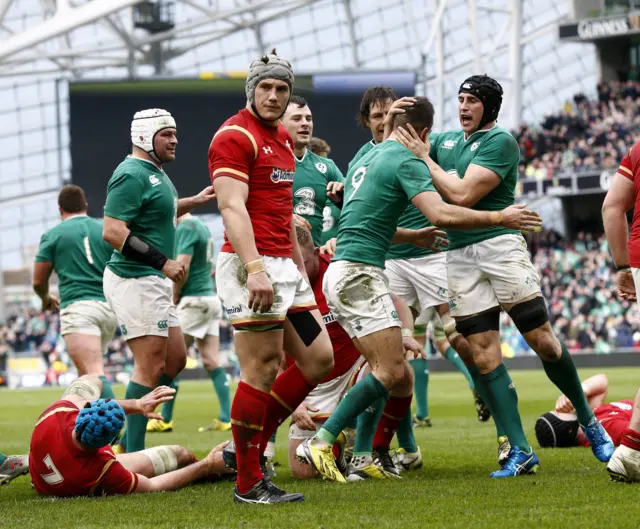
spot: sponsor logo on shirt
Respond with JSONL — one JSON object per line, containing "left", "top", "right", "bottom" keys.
{"left": 270, "top": 168, "right": 295, "bottom": 184}
{"left": 157, "top": 320, "right": 168, "bottom": 330}
{"left": 315, "top": 162, "right": 327, "bottom": 174}
{"left": 470, "top": 142, "right": 481, "bottom": 152}
{"left": 323, "top": 311, "right": 337, "bottom": 325}
{"left": 263, "top": 146, "right": 274, "bottom": 155}
{"left": 443, "top": 140, "right": 457, "bottom": 149}
{"left": 611, "top": 402, "right": 633, "bottom": 411}
{"left": 149, "top": 175, "right": 161, "bottom": 187}
{"left": 226, "top": 305, "right": 242, "bottom": 315}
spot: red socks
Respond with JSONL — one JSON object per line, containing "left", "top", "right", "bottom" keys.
{"left": 621, "top": 428, "right": 640, "bottom": 451}
{"left": 373, "top": 395, "right": 413, "bottom": 450}
{"left": 231, "top": 381, "right": 271, "bottom": 494}
{"left": 260, "top": 364, "right": 316, "bottom": 451}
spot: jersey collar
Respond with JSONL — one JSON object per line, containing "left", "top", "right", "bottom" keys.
{"left": 294, "top": 148, "right": 308, "bottom": 163}
{"left": 62, "top": 213, "right": 88, "bottom": 222}
{"left": 463, "top": 123, "right": 497, "bottom": 142}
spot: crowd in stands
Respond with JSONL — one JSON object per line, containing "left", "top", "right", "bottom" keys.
{"left": 514, "top": 80, "right": 640, "bottom": 179}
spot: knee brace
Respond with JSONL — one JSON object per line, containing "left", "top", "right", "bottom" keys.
{"left": 61, "top": 376, "right": 102, "bottom": 401}
{"left": 140, "top": 446, "right": 179, "bottom": 476}
{"left": 440, "top": 313, "right": 460, "bottom": 342}
{"left": 455, "top": 309, "right": 500, "bottom": 338}
{"left": 288, "top": 310, "right": 322, "bottom": 347}
{"left": 508, "top": 296, "right": 549, "bottom": 334}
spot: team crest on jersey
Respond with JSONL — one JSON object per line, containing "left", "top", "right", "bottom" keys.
{"left": 149, "top": 175, "right": 161, "bottom": 187}
{"left": 270, "top": 168, "right": 295, "bottom": 183}
{"left": 443, "top": 140, "right": 456, "bottom": 149}
{"left": 323, "top": 311, "right": 337, "bottom": 325}
{"left": 470, "top": 142, "right": 481, "bottom": 152}
{"left": 315, "top": 162, "right": 327, "bottom": 174}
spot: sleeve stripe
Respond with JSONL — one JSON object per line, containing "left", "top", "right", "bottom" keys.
{"left": 214, "top": 125, "right": 258, "bottom": 160}
{"left": 212, "top": 167, "right": 249, "bottom": 181}
{"left": 127, "top": 472, "right": 138, "bottom": 494}
{"left": 89, "top": 459, "right": 116, "bottom": 496}
{"left": 617, "top": 171, "right": 633, "bottom": 181}
{"left": 619, "top": 165, "right": 633, "bottom": 176}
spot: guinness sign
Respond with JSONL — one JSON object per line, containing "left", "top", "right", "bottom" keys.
{"left": 559, "top": 12, "right": 640, "bottom": 41}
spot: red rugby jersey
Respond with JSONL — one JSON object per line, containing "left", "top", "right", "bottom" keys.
{"left": 617, "top": 142, "right": 640, "bottom": 266}
{"left": 29, "top": 400, "right": 138, "bottom": 497}
{"left": 579, "top": 399, "right": 634, "bottom": 447}
{"left": 208, "top": 108, "right": 295, "bottom": 258}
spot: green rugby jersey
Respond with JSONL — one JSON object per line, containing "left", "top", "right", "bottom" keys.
{"left": 292, "top": 149, "right": 344, "bottom": 245}
{"left": 35, "top": 216, "right": 113, "bottom": 309}
{"left": 175, "top": 216, "right": 215, "bottom": 297}
{"left": 104, "top": 156, "right": 179, "bottom": 279}
{"left": 334, "top": 140, "right": 436, "bottom": 268}
{"left": 347, "top": 140, "right": 375, "bottom": 174}
{"left": 430, "top": 127, "right": 520, "bottom": 250}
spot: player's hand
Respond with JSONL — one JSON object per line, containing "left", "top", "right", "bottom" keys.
{"left": 383, "top": 97, "right": 417, "bottom": 140}
{"left": 403, "top": 335, "right": 426, "bottom": 359}
{"left": 617, "top": 269, "right": 637, "bottom": 301}
{"left": 162, "top": 259, "right": 186, "bottom": 283}
{"left": 42, "top": 294, "right": 60, "bottom": 312}
{"left": 194, "top": 185, "right": 217, "bottom": 205}
{"left": 247, "top": 271, "right": 274, "bottom": 313}
{"left": 395, "top": 123, "right": 430, "bottom": 159}
{"left": 319, "top": 238, "right": 337, "bottom": 257}
{"left": 407, "top": 226, "right": 449, "bottom": 252}
{"left": 327, "top": 181, "right": 344, "bottom": 202}
{"left": 136, "top": 385, "right": 177, "bottom": 419}
{"left": 554, "top": 394, "right": 575, "bottom": 413}
{"left": 293, "top": 214, "right": 312, "bottom": 231}
{"left": 499, "top": 204, "right": 542, "bottom": 231}
{"left": 205, "top": 441, "right": 236, "bottom": 475}
{"left": 292, "top": 402, "right": 318, "bottom": 431}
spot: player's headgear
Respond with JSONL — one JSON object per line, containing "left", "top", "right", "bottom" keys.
{"left": 131, "top": 108, "right": 176, "bottom": 163}
{"left": 534, "top": 412, "right": 580, "bottom": 448}
{"left": 74, "top": 398, "right": 125, "bottom": 450}
{"left": 458, "top": 75, "right": 503, "bottom": 129}
{"left": 246, "top": 48, "right": 294, "bottom": 120}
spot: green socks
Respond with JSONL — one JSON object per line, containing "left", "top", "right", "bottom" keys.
{"left": 318, "top": 373, "right": 389, "bottom": 444}
{"left": 269, "top": 431, "right": 277, "bottom": 443}
{"left": 0, "top": 453, "right": 5, "bottom": 465}
{"left": 443, "top": 347, "right": 474, "bottom": 390}
{"left": 410, "top": 358, "right": 429, "bottom": 420}
{"left": 124, "top": 381, "right": 154, "bottom": 452}
{"left": 467, "top": 364, "right": 506, "bottom": 438}
{"left": 99, "top": 375, "right": 116, "bottom": 400}
{"left": 396, "top": 408, "right": 418, "bottom": 453}
{"left": 542, "top": 342, "right": 594, "bottom": 426}
{"left": 353, "top": 397, "right": 385, "bottom": 457}
{"left": 480, "top": 363, "right": 530, "bottom": 451}
{"left": 209, "top": 367, "right": 231, "bottom": 423}
{"left": 161, "top": 378, "right": 180, "bottom": 423}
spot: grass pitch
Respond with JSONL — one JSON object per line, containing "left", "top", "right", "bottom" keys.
{"left": 2, "top": 367, "right": 640, "bottom": 529}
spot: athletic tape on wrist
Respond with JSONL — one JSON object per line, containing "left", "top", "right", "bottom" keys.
{"left": 244, "top": 259, "right": 265, "bottom": 275}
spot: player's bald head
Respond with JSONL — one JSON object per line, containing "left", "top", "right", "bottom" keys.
{"left": 295, "top": 224, "right": 314, "bottom": 251}
{"left": 393, "top": 97, "right": 435, "bottom": 136}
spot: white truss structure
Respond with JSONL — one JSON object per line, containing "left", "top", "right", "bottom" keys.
{"left": 0, "top": 0, "right": 596, "bottom": 278}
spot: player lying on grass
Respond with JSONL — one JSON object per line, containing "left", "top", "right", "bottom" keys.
{"left": 535, "top": 374, "right": 633, "bottom": 449}
{"left": 29, "top": 375, "right": 232, "bottom": 497}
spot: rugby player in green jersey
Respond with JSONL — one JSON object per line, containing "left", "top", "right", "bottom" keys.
{"left": 146, "top": 213, "right": 231, "bottom": 434}
{"left": 297, "top": 97, "right": 541, "bottom": 482}
{"left": 33, "top": 185, "right": 117, "bottom": 400}
{"left": 396, "top": 75, "right": 615, "bottom": 477}
{"left": 282, "top": 96, "right": 345, "bottom": 246}
{"left": 102, "top": 109, "right": 216, "bottom": 453}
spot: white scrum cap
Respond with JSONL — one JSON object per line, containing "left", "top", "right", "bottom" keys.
{"left": 130, "top": 108, "right": 176, "bottom": 162}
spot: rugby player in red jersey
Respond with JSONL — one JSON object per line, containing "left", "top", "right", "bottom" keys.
{"left": 29, "top": 376, "right": 232, "bottom": 497}
{"left": 208, "top": 50, "right": 335, "bottom": 504}
{"left": 535, "top": 374, "right": 634, "bottom": 449}
{"left": 602, "top": 139, "right": 640, "bottom": 482}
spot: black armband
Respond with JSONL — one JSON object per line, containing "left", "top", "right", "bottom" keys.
{"left": 121, "top": 234, "right": 168, "bottom": 271}
{"left": 617, "top": 264, "right": 631, "bottom": 272}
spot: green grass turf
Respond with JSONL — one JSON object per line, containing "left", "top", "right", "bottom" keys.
{"left": 2, "top": 367, "right": 640, "bottom": 528}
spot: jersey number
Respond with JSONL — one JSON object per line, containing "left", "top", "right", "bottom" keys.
{"left": 347, "top": 167, "right": 366, "bottom": 202}
{"left": 294, "top": 187, "right": 316, "bottom": 216}
{"left": 41, "top": 454, "right": 64, "bottom": 485}
{"left": 83, "top": 236, "right": 94, "bottom": 265}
